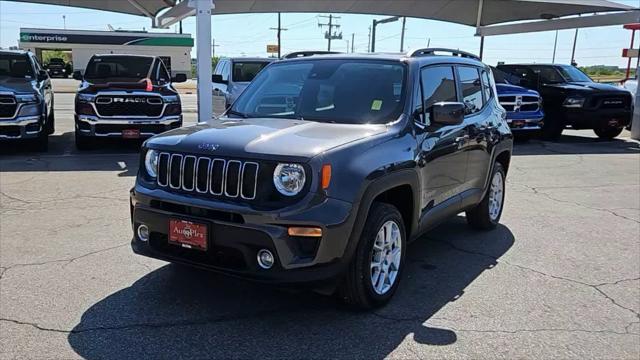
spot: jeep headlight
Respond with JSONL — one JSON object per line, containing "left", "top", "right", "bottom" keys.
{"left": 563, "top": 96, "right": 585, "bottom": 108}
{"left": 15, "top": 94, "right": 38, "bottom": 104}
{"left": 273, "top": 163, "right": 306, "bottom": 196}
{"left": 144, "top": 149, "right": 159, "bottom": 178}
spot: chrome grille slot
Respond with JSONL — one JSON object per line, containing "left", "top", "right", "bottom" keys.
{"left": 157, "top": 153, "right": 259, "bottom": 202}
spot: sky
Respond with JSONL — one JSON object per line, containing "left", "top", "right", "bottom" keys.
{"left": 0, "top": 0, "right": 638, "bottom": 68}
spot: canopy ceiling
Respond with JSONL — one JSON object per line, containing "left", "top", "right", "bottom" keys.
{"left": 8, "top": 0, "right": 637, "bottom": 27}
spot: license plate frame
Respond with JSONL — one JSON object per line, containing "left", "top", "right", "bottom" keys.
{"left": 168, "top": 218, "right": 208, "bottom": 251}
{"left": 122, "top": 129, "right": 141, "bottom": 139}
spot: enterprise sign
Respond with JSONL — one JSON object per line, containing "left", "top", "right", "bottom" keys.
{"left": 20, "top": 32, "right": 193, "bottom": 47}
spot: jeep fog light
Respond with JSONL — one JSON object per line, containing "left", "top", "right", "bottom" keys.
{"left": 257, "top": 249, "right": 274, "bottom": 269}
{"left": 137, "top": 224, "right": 150, "bottom": 242}
{"left": 144, "top": 150, "right": 159, "bottom": 178}
{"left": 273, "top": 163, "right": 305, "bottom": 196}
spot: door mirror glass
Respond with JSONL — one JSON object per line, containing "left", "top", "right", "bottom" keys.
{"left": 37, "top": 70, "right": 48, "bottom": 81}
{"left": 72, "top": 70, "right": 83, "bottom": 80}
{"left": 212, "top": 74, "right": 227, "bottom": 84}
{"left": 171, "top": 73, "right": 187, "bottom": 83}
{"left": 430, "top": 102, "right": 465, "bottom": 126}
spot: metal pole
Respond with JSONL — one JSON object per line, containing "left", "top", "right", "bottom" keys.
{"left": 351, "top": 33, "right": 354, "bottom": 53}
{"left": 400, "top": 17, "right": 406, "bottom": 52}
{"left": 371, "top": 19, "right": 376, "bottom": 52}
{"left": 277, "top": 12, "right": 281, "bottom": 58}
{"left": 367, "top": 26, "right": 371, "bottom": 52}
{"left": 552, "top": 30, "right": 558, "bottom": 64}
{"left": 479, "top": 36, "right": 484, "bottom": 60}
{"left": 179, "top": 20, "right": 183, "bottom": 34}
{"left": 63, "top": 15, "right": 66, "bottom": 29}
{"left": 327, "top": 14, "right": 333, "bottom": 51}
{"left": 212, "top": 38, "right": 215, "bottom": 57}
{"left": 570, "top": 28, "right": 578, "bottom": 65}
{"left": 196, "top": 0, "right": 213, "bottom": 122}
{"left": 626, "top": 29, "right": 636, "bottom": 79}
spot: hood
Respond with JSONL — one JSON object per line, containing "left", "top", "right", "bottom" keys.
{"left": 496, "top": 83, "right": 539, "bottom": 96}
{"left": 147, "top": 117, "right": 389, "bottom": 160}
{"left": 545, "top": 81, "right": 627, "bottom": 93}
{"left": 0, "top": 76, "right": 36, "bottom": 94}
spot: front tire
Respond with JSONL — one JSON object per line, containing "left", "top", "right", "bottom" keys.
{"left": 46, "top": 100, "right": 55, "bottom": 135}
{"left": 593, "top": 124, "right": 623, "bottom": 140}
{"left": 466, "top": 163, "right": 506, "bottom": 230}
{"left": 338, "top": 202, "right": 406, "bottom": 309}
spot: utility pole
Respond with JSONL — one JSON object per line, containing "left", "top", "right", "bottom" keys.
{"left": 371, "top": 16, "right": 399, "bottom": 52}
{"left": 179, "top": 20, "right": 183, "bottom": 34}
{"left": 570, "top": 28, "right": 579, "bottom": 66}
{"left": 269, "top": 13, "right": 288, "bottom": 58}
{"left": 367, "top": 26, "right": 371, "bottom": 52}
{"left": 351, "top": 33, "right": 355, "bottom": 53}
{"left": 399, "top": 17, "right": 406, "bottom": 52}
{"left": 212, "top": 38, "right": 220, "bottom": 57}
{"left": 62, "top": 15, "right": 66, "bottom": 30}
{"left": 318, "top": 14, "right": 342, "bottom": 51}
{"left": 552, "top": 30, "right": 559, "bottom": 64}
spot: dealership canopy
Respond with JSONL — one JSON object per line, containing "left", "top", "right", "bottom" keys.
{"left": 9, "top": 0, "right": 640, "bottom": 121}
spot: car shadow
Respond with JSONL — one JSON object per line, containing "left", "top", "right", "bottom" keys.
{"left": 513, "top": 133, "right": 640, "bottom": 156}
{"left": 0, "top": 131, "right": 140, "bottom": 176}
{"left": 67, "top": 216, "right": 514, "bottom": 359}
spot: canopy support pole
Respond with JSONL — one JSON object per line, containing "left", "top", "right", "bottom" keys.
{"left": 195, "top": 0, "right": 214, "bottom": 122}
{"left": 475, "top": 0, "right": 484, "bottom": 59}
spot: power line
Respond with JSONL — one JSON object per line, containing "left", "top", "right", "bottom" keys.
{"left": 318, "top": 14, "right": 342, "bottom": 51}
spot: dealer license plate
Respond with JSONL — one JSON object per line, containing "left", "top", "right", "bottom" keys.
{"left": 168, "top": 219, "right": 208, "bottom": 251}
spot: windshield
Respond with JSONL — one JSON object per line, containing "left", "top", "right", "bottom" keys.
{"left": 556, "top": 65, "right": 592, "bottom": 82}
{"left": 491, "top": 66, "right": 521, "bottom": 85}
{"left": 232, "top": 61, "right": 271, "bottom": 82}
{"left": 84, "top": 56, "right": 153, "bottom": 81}
{"left": 0, "top": 54, "right": 34, "bottom": 78}
{"left": 49, "top": 58, "right": 64, "bottom": 64}
{"left": 230, "top": 59, "right": 406, "bottom": 124}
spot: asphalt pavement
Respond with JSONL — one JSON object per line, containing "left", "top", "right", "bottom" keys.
{"left": 1, "top": 93, "right": 639, "bottom": 359}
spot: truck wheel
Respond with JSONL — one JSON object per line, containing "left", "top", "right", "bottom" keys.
{"left": 593, "top": 124, "right": 623, "bottom": 140}
{"left": 75, "top": 131, "right": 91, "bottom": 150}
{"left": 541, "top": 119, "right": 564, "bottom": 141}
{"left": 338, "top": 202, "right": 406, "bottom": 309}
{"left": 466, "top": 162, "right": 506, "bottom": 230}
{"left": 33, "top": 131, "right": 49, "bottom": 152}
{"left": 46, "top": 101, "right": 55, "bottom": 135}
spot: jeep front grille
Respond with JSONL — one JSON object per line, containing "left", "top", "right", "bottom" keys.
{"left": 0, "top": 95, "right": 18, "bottom": 119}
{"left": 94, "top": 95, "right": 164, "bottom": 117}
{"left": 156, "top": 153, "right": 259, "bottom": 200}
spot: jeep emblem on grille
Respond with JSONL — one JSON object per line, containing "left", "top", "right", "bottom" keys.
{"left": 198, "top": 143, "right": 220, "bottom": 151}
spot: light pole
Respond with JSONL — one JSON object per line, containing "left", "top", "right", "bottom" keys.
{"left": 552, "top": 30, "right": 559, "bottom": 64}
{"left": 63, "top": 15, "right": 66, "bottom": 29}
{"left": 371, "top": 16, "right": 399, "bottom": 52}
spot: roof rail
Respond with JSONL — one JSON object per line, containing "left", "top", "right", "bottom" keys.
{"left": 408, "top": 48, "right": 480, "bottom": 61}
{"left": 282, "top": 51, "right": 342, "bottom": 59}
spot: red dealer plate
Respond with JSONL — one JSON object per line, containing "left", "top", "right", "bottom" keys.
{"left": 168, "top": 219, "right": 208, "bottom": 251}
{"left": 122, "top": 129, "right": 140, "bottom": 139}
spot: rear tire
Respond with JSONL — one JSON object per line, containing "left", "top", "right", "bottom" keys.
{"left": 338, "top": 202, "right": 406, "bottom": 309}
{"left": 466, "top": 163, "right": 506, "bottom": 230}
{"left": 75, "top": 131, "right": 91, "bottom": 150}
{"left": 593, "top": 124, "right": 623, "bottom": 140}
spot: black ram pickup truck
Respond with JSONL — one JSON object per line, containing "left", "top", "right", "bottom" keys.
{"left": 0, "top": 50, "right": 54, "bottom": 151}
{"left": 131, "top": 49, "right": 513, "bottom": 308}
{"left": 73, "top": 54, "right": 186, "bottom": 150}
{"left": 497, "top": 64, "right": 633, "bottom": 140}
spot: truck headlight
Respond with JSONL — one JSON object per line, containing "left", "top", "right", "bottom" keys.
{"left": 18, "top": 104, "right": 41, "bottom": 117}
{"left": 76, "top": 93, "right": 94, "bottom": 103}
{"left": 144, "top": 149, "right": 159, "bottom": 178}
{"left": 15, "top": 94, "right": 38, "bottom": 104}
{"left": 563, "top": 96, "right": 585, "bottom": 108}
{"left": 273, "top": 163, "right": 306, "bottom": 196}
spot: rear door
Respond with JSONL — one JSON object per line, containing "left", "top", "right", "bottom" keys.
{"left": 416, "top": 65, "right": 468, "bottom": 211}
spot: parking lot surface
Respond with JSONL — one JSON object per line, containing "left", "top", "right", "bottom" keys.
{"left": 1, "top": 93, "right": 639, "bottom": 359}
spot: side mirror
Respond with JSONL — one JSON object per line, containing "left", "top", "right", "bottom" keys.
{"left": 171, "top": 73, "right": 187, "bottom": 83}
{"left": 212, "top": 74, "right": 227, "bottom": 84}
{"left": 72, "top": 70, "right": 83, "bottom": 81}
{"left": 430, "top": 102, "right": 465, "bottom": 126}
{"left": 37, "top": 70, "right": 48, "bottom": 81}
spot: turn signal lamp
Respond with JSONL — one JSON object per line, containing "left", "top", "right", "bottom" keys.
{"left": 288, "top": 227, "right": 323, "bottom": 238}
{"left": 321, "top": 164, "right": 332, "bottom": 190}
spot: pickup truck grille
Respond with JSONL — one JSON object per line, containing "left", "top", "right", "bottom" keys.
{"left": 498, "top": 95, "right": 540, "bottom": 113}
{"left": 0, "top": 95, "right": 17, "bottom": 119}
{"left": 156, "top": 153, "right": 259, "bottom": 200}
{"left": 95, "top": 95, "right": 164, "bottom": 117}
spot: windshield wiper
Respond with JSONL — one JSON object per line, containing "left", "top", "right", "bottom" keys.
{"left": 226, "top": 109, "right": 249, "bottom": 118}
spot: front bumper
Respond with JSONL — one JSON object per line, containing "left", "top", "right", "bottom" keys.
{"left": 506, "top": 117, "right": 544, "bottom": 132}
{"left": 75, "top": 114, "right": 182, "bottom": 138}
{"left": 564, "top": 108, "right": 632, "bottom": 129}
{"left": 0, "top": 115, "right": 43, "bottom": 140}
{"left": 130, "top": 184, "right": 358, "bottom": 284}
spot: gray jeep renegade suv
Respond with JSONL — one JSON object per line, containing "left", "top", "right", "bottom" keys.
{"left": 131, "top": 49, "right": 513, "bottom": 308}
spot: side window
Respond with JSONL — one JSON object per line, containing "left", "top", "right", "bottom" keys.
{"left": 419, "top": 66, "right": 457, "bottom": 123}
{"left": 457, "top": 66, "right": 483, "bottom": 115}
{"left": 31, "top": 55, "right": 41, "bottom": 73}
{"left": 221, "top": 61, "right": 230, "bottom": 81}
{"left": 481, "top": 69, "right": 492, "bottom": 101}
